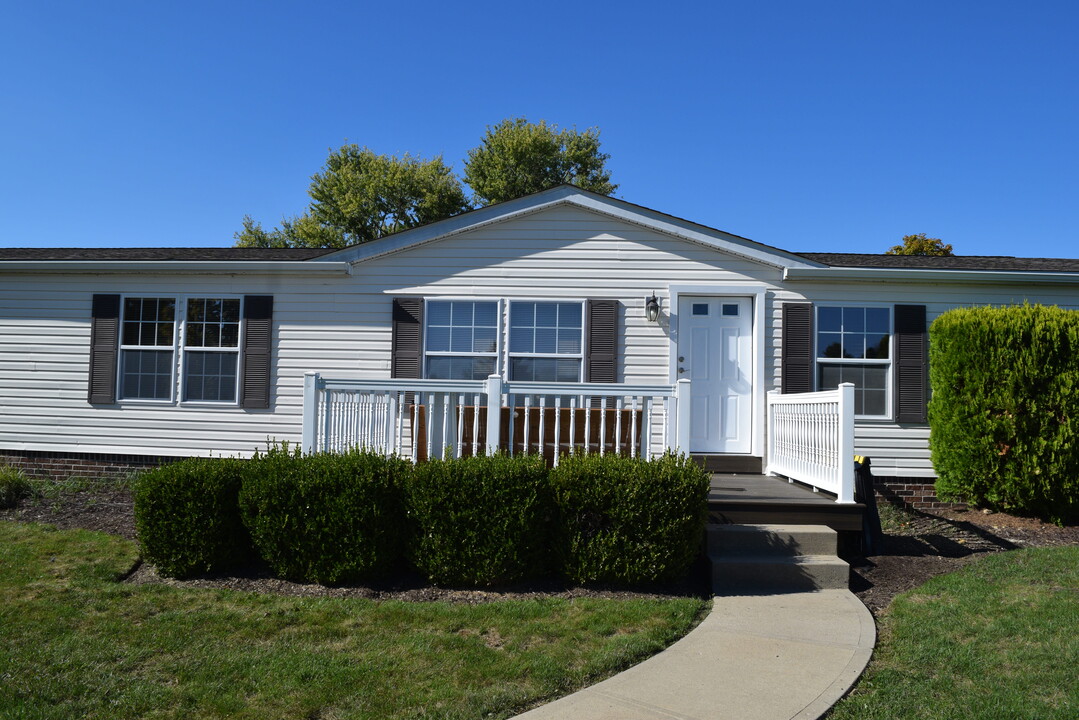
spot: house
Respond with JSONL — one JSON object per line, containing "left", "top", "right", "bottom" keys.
{"left": 3, "top": 185, "right": 1078, "bottom": 507}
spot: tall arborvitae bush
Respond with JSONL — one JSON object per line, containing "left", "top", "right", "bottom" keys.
{"left": 238, "top": 446, "right": 410, "bottom": 584}
{"left": 134, "top": 457, "right": 251, "bottom": 578}
{"left": 406, "top": 453, "right": 551, "bottom": 586}
{"left": 550, "top": 452, "right": 709, "bottom": 585}
{"left": 929, "top": 304, "right": 1079, "bottom": 525}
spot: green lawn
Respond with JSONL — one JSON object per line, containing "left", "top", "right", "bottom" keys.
{"left": 0, "top": 521, "right": 707, "bottom": 719}
{"left": 830, "top": 546, "right": 1079, "bottom": 719}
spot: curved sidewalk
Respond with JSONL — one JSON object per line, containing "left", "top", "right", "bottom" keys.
{"left": 513, "top": 590, "right": 875, "bottom": 720}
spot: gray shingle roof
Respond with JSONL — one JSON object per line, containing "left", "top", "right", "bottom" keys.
{"left": 796, "top": 253, "right": 1079, "bottom": 273}
{"left": 0, "top": 247, "right": 335, "bottom": 261}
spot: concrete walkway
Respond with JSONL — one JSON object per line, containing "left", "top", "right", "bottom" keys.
{"left": 513, "top": 590, "right": 875, "bottom": 720}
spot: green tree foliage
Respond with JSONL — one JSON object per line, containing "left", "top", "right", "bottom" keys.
{"left": 235, "top": 145, "right": 470, "bottom": 249}
{"left": 464, "top": 118, "right": 617, "bottom": 204}
{"left": 886, "top": 233, "right": 953, "bottom": 256}
{"left": 929, "top": 304, "right": 1079, "bottom": 525}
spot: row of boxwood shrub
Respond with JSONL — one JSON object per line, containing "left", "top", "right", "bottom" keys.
{"left": 133, "top": 447, "right": 710, "bottom": 587}
{"left": 929, "top": 304, "right": 1079, "bottom": 525}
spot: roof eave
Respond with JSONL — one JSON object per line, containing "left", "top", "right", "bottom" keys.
{"left": 784, "top": 266, "right": 1079, "bottom": 285}
{"left": 0, "top": 260, "right": 352, "bottom": 275}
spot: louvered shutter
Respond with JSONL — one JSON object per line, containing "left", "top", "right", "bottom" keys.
{"left": 894, "top": 304, "right": 928, "bottom": 423}
{"left": 586, "top": 299, "right": 618, "bottom": 383}
{"left": 241, "top": 295, "right": 274, "bottom": 409}
{"left": 391, "top": 298, "right": 424, "bottom": 379}
{"left": 88, "top": 294, "right": 120, "bottom": 404}
{"left": 781, "top": 303, "right": 814, "bottom": 393}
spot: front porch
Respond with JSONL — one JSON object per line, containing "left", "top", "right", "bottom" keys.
{"left": 300, "top": 372, "right": 862, "bottom": 518}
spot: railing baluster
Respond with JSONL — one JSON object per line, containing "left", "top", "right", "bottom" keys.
{"left": 630, "top": 396, "right": 638, "bottom": 458}
{"left": 523, "top": 395, "right": 532, "bottom": 455}
{"left": 615, "top": 397, "right": 623, "bottom": 456}
{"left": 553, "top": 397, "right": 562, "bottom": 467}
{"left": 538, "top": 396, "right": 546, "bottom": 460}
{"left": 584, "top": 397, "right": 591, "bottom": 455}
{"left": 569, "top": 397, "right": 577, "bottom": 457}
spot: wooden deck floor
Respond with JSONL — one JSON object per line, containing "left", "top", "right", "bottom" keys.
{"left": 708, "top": 473, "right": 865, "bottom": 532}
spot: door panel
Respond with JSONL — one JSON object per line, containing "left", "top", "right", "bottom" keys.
{"left": 677, "top": 296, "right": 752, "bottom": 453}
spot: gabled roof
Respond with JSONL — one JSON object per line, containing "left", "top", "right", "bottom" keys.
{"left": 313, "top": 185, "right": 826, "bottom": 270}
{"left": 0, "top": 247, "right": 334, "bottom": 261}
{"left": 797, "top": 253, "right": 1079, "bottom": 273}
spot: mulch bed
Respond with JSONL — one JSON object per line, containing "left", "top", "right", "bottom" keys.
{"left": 4, "top": 482, "right": 1076, "bottom": 612}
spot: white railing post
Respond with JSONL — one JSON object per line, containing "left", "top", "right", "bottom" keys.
{"left": 764, "top": 390, "right": 778, "bottom": 476}
{"left": 674, "top": 378, "right": 691, "bottom": 455}
{"left": 301, "top": 372, "right": 320, "bottom": 454}
{"left": 485, "top": 374, "right": 502, "bottom": 456}
{"left": 836, "top": 382, "right": 856, "bottom": 504}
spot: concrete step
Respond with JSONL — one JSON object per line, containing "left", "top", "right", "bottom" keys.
{"left": 708, "top": 523, "right": 850, "bottom": 594}
{"left": 712, "top": 554, "right": 850, "bottom": 593}
{"left": 706, "top": 523, "right": 838, "bottom": 557}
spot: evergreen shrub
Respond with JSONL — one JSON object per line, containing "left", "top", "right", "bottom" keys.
{"left": 405, "top": 453, "right": 551, "bottom": 586}
{"left": 238, "top": 447, "right": 409, "bottom": 584}
{"left": 549, "top": 452, "right": 709, "bottom": 585}
{"left": 133, "top": 457, "right": 251, "bottom": 578}
{"left": 0, "top": 464, "right": 32, "bottom": 509}
{"left": 929, "top": 304, "right": 1079, "bottom": 524}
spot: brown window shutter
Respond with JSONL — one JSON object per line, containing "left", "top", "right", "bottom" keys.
{"left": 586, "top": 299, "right": 618, "bottom": 383}
{"left": 391, "top": 298, "right": 424, "bottom": 379}
{"left": 781, "top": 303, "right": 814, "bottom": 393}
{"left": 894, "top": 304, "right": 928, "bottom": 423}
{"left": 88, "top": 294, "right": 120, "bottom": 404}
{"left": 241, "top": 295, "right": 274, "bottom": 409}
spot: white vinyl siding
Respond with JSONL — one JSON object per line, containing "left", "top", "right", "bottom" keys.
{"left": 2, "top": 201, "right": 1078, "bottom": 479}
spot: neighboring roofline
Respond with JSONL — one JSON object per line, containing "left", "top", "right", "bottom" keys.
{"left": 315, "top": 185, "right": 826, "bottom": 270}
{"left": 783, "top": 266, "right": 1079, "bottom": 285}
{"left": 0, "top": 260, "right": 352, "bottom": 275}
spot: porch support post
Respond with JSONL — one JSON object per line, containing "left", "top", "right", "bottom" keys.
{"left": 836, "top": 382, "right": 856, "bottom": 504}
{"left": 301, "top": 372, "right": 320, "bottom": 454}
{"left": 674, "top": 378, "right": 691, "bottom": 455}
{"left": 485, "top": 374, "right": 502, "bottom": 456}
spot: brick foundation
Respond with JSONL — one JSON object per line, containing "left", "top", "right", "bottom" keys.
{"left": 873, "top": 476, "right": 967, "bottom": 511}
{"left": 0, "top": 449, "right": 180, "bottom": 481}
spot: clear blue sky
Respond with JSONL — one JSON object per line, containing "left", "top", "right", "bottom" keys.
{"left": 3, "top": 1, "right": 1077, "bottom": 257}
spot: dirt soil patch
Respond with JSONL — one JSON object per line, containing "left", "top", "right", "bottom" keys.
{"left": 851, "top": 504, "right": 1079, "bottom": 616}
{"left": 5, "top": 482, "right": 1075, "bottom": 610}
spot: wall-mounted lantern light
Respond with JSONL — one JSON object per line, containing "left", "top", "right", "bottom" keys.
{"left": 645, "top": 292, "right": 660, "bottom": 322}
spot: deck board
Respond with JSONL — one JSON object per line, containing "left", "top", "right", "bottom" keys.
{"left": 707, "top": 473, "right": 865, "bottom": 532}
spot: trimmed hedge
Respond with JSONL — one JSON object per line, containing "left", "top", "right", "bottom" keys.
{"left": 929, "top": 304, "right": 1079, "bottom": 525}
{"left": 133, "top": 457, "right": 251, "bottom": 578}
{"left": 549, "top": 452, "right": 709, "bottom": 585}
{"left": 238, "top": 447, "right": 409, "bottom": 584}
{"left": 406, "top": 453, "right": 551, "bottom": 586}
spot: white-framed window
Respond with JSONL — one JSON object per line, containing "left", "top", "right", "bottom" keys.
{"left": 424, "top": 300, "right": 499, "bottom": 380}
{"left": 508, "top": 301, "right": 583, "bottom": 382}
{"left": 118, "top": 296, "right": 243, "bottom": 404}
{"left": 119, "top": 297, "right": 177, "bottom": 401}
{"left": 816, "top": 306, "right": 891, "bottom": 418}
{"left": 182, "top": 298, "right": 242, "bottom": 403}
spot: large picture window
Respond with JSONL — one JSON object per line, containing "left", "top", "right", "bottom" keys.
{"left": 816, "top": 306, "right": 891, "bottom": 417}
{"left": 508, "top": 301, "right": 583, "bottom": 382}
{"left": 118, "top": 296, "right": 243, "bottom": 403}
{"left": 424, "top": 300, "right": 499, "bottom": 380}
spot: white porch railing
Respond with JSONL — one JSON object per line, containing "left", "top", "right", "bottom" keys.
{"left": 765, "top": 383, "right": 856, "bottom": 504}
{"left": 301, "top": 372, "right": 691, "bottom": 464}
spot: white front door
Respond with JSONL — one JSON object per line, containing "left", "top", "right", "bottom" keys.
{"left": 677, "top": 296, "right": 753, "bottom": 454}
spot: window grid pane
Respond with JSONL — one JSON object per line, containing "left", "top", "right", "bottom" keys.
{"left": 184, "top": 351, "right": 238, "bottom": 402}
{"left": 425, "top": 300, "right": 499, "bottom": 380}
{"left": 508, "top": 301, "right": 583, "bottom": 383}
{"left": 121, "top": 350, "right": 173, "bottom": 400}
{"left": 185, "top": 298, "right": 241, "bottom": 348}
{"left": 816, "top": 306, "right": 890, "bottom": 361}
{"left": 120, "top": 297, "right": 177, "bottom": 400}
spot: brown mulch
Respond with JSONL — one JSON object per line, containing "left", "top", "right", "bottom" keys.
{"left": 4, "top": 482, "right": 1076, "bottom": 612}
{"left": 851, "top": 504, "right": 1079, "bottom": 617}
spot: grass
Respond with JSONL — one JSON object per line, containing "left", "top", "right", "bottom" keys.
{"left": 0, "top": 521, "right": 708, "bottom": 719}
{"left": 829, "top": 546, "right": 1079, "bottom": 719}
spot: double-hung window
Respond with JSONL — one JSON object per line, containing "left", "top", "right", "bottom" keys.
{"left": 120, "top": 298, "right": 177, "bottom": 400}
{"left": 183, "top": 298, "right": 241, "bottom": 402}
{"left": 118, "top": 296, "right": 243, "bottom": 403}
{"left": 424, "top": 300, "right": 499, "bottom": 380}
{"left": 508, "top": 301, "right": 583, "bottom": 382}
{"left": 816, "top": 306, "right": 891, "bottom": 417}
